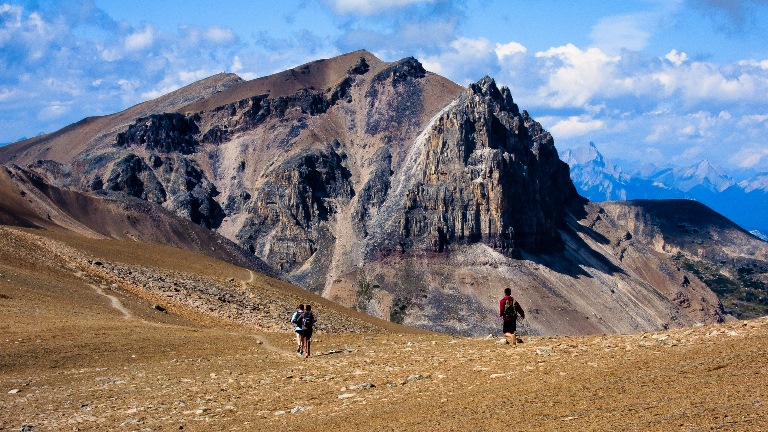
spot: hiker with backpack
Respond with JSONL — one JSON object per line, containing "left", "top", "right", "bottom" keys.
{"left": 300, "top": 304, "right": 316, "bottom": 357}
{"left": 290, "top": 304, "right": 305, "bottom": 355}
{"left": 499, "top": 288, "right": 525, "bottom": 346}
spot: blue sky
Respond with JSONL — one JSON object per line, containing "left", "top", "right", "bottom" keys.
{"left": 2, "top": 0, "right": 768, "bottom": 173}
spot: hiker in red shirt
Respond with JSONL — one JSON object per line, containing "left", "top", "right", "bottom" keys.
{"left": 499, "top": 288, "right": 524, "bottom": 346}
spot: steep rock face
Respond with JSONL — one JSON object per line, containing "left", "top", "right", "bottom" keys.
{"left": 102, "top": 154, "right": 166, "bottom": 203}
{"left": 236, "top": 142, "right": 353, "bottom": 272}
{"left": 97, "top": 153, "right": 224, "bottom": 229}
{"left": 375, "top": 77, "right": 578, "bottom": 257}
{"left": 116, "top": 113, "right": 201, "bottom": 155}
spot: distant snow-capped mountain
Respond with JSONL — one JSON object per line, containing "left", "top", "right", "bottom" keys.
{"left": 739, "top": 174, "right": 768, "bottom": 193}
{"left": 561, "top": 142, "right": 767, "bottom": 238}
{"left": 650, "top": 160, "right": 735, "bottom": 193}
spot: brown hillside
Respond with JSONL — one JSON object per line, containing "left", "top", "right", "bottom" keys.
{"left": 1, "top": 225, "right": 766, "bottom": 431}
{"left": 0, "top": 165, "right": 275, "bottom": 276}
{"left": 0, "top": 73, "right": 242, "bottom": 167}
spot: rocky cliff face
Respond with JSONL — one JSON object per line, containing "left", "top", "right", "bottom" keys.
{"left": 378, "top": 77, "right": 578, "bottom": 257}
{"left": 3, "top": 50, "right": 763, "bottom": 336}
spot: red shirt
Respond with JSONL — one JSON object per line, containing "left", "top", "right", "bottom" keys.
{"left": 499, "top": 295, "right": 515, "bottom": 321}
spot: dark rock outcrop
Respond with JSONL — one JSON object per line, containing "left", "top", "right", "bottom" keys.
{"left": 98, "top": 153, "right": 223, "bottom": 229}
{"left": 237, "top": 143, "right": 353, "bottom": 273}
{"left": 117, "top": 113, "right": 201, "bottom": 154}
{"left": 103, "top": 154, "right": 166, "bottom": 203}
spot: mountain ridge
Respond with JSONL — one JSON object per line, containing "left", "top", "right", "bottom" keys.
{"left": 563, "top": 141, "right": 768, "bottom": 235}
{"left": 2, "top": 51, "right": 767, "bottom": 335}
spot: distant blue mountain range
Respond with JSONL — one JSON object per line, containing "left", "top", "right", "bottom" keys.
{"left": 561, "top": 142, "right": 768, "bottom": 240}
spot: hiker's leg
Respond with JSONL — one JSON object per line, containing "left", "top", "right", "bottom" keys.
{"left": 306, "top": 337, "right": 311, "bottom": 357}
{"left": 503, "top": 331, "right": 517, "bottom": 346}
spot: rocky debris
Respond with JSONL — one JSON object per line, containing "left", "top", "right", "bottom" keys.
{"left": 353, "top": 147, "right": 392, "bottom": 237}
{"left": 116, "top": 113, "right": 201, "bottom": 155}
{"left": 2, "top": 217, "right": 768, "bottom": 432}
{"left": 0, "top": 227, "right": 383, "bottom": 334}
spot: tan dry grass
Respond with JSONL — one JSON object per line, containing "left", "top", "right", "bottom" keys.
{"left": 1, "top": 226, "right": 767, "bottom": 431}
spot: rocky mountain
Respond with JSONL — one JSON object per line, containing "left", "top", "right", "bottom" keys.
{"left": 563, "top": 142, "right": 768, "bottom": 236}
{"left": 2, "top": 50, "right": 767, "bottom": 336}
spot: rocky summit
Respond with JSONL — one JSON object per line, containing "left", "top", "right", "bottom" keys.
{"left": 1, "top": 50, "right": 767, "bottom": 336}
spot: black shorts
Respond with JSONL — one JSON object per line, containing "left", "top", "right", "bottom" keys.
{"left": 303, "top": 329, "right": 313, "bottom": 339}
{"left": 502, "top": 319, "right": 516, "bottom": 334}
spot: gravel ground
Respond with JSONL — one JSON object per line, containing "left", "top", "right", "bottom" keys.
{"left": 1, "top": 227, "right": 766, "bottom": 431}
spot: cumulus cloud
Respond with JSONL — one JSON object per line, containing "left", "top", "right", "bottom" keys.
{"left": 730, "top": 146, "right": 768, "bottom": 168}
{"left": 542, "top": 116, "right": 606, "bottom": 139}
{"left": 665, "top": 49, "right": 688, "bottom": 66}
{"left": 495, "top": 41, "right": 526, "bottom": 60}
{"left": 420, "top": 37, "right": 498, "bottom": 84}
{"left": 37, "top": 102, "right": 70, "bottom": 121}
{"left": 652, "top": 60, "right": 768, "bottom": 103}
{"left": 0, "top": 3, "right": 255, "bottom": 142}
{"left": 326, "top": 0, "right": 438, "bottom": 15}
{"left": 124, "top": 25, "right": 154, "bottom": 51}
{"left": 533, "top": 44, "right": 622, "bottom": 107}
{"left": 205, "top": 26, "right": 235, "bottom": 44}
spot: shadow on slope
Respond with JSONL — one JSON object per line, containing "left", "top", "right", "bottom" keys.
{"left": 0, "top": 165, "right": 276, "bottom": 277}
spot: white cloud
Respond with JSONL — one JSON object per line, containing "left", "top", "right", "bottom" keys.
{"left": 534, "top": 44, "right": 622, "bottom": 107}
{"left": 37, "top": 102, "right": 70, "bottom": 121}
{"left": 739, "top": 59, "right": 768, "bottom": 70}
{"left": 644, "top": 124, "right": 670, "bottom": 144}
{"left": 679, "top": 145, "right": 703, "bottom": 160}
{"left": 326, "top": 0, "right": 437, "bottom": 14}
{"left": 124, "top": 26, "right": 155, "bottom": 51}
{"left": 665, "top": 49, "right": 688, "bottom": 66}
{"left": 231, "top": 56, "right": 243, "bottom": 73}
{"left": 0, "top": 88, "right": 15, "bottom": 101}
{"left": 495, "top": 41, "right": 526, "bottom": 60}
{"left": 542, "top": 116, "right": 606, "bottom": 139}
{"left": 590, "top": 13, "right": 652, "bottom": 53}
{"left": 178, "top": 69, "right": 215, "bottom": 83}
{"left": 205, "top": 26, "right": 235, "bottom": 44}
{"left": 420, "top": 37, "right": 497, "bottom": 84}
{"left": 730, "top": 146, "right": 768, "bottom": 168}
{"left": 738, "top": 114, "right": 768, "bottom": 126}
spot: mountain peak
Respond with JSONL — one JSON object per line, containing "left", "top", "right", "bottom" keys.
{"left": 560, "top": 142, "right": 604, "bottom": 166}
